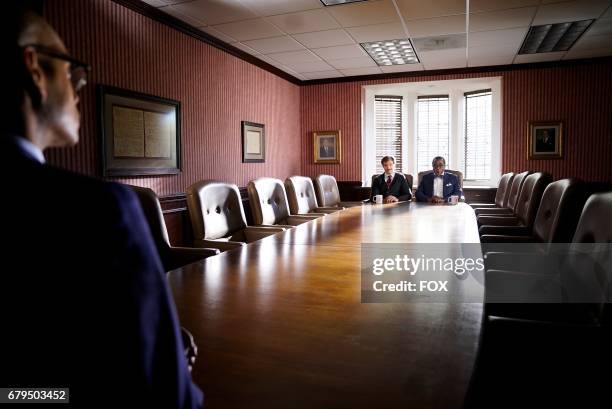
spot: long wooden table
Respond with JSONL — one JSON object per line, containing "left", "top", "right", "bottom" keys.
{"left": 168, "top": 202, "right": 483, "bottom": 408}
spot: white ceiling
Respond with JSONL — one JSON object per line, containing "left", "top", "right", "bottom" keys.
{"left": 142, "top": 0, "right": 612, "bottom": 81}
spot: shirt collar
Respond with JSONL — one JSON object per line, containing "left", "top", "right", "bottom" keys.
{"left": 7, "top": 135, "right": 46, "bottom": 164}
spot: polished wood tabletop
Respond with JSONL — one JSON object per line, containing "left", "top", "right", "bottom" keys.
{"left": 168, "top": 202, "right": 483, "bottom": 408}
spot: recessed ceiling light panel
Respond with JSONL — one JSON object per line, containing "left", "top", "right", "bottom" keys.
{"left": 519, "top": 19, "right": 594, "bottom": 54}
{"left": 360, "top": 38, "right": 420, "bottom": 66}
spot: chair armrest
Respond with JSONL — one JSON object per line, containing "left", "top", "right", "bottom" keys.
{"left": 470, "top": 203, "right": 497, "bottom": 209}
{"left": 305, "top": 212, "right": 327, "bottom": 217}
{"left": 480, "top": 235, "right": 536, "bottom": 243}
{"left": 259, "top": 224, "right": 295, "bottom": 229}
{"left": 479, "top": 225, "right": 530, "bottom": 236}
{"left": 474, "top": 208, "right": 513, "bottom": 216}
{"left": 244, "top": 226, "right": 286, "bottom": 233}
{"left": 286, "top": 215, "right": 318, "bottom": 225}
{"left": 314, "top": 207, "right": 343, "bottom": 213}
{"left": 165, "top": 246, "right": 220, "bottom": 271}
{"left": 194, "top": 239, "right": 245, "bottom": 251}
{"left": 477, "top": 215, "right": 520, "bottom": 226}
{"left": 243, "top": 226, "right": 284, "bottom": 242}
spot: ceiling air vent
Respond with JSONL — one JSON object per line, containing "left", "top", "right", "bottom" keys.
{"left": 518, "top": 19, "right": 594, "bottom": 54}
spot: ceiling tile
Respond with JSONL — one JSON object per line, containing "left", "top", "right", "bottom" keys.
{"left": 602, "top": 6, "right": 612, "bottom": 18}
{"left": 283, "top": 60, "right": 335, "bottom": 73}
{"left": 292, "top": 29, "right": 355, "bottom": 48}
{"left": 571, "top": 33, "right": 612, "bottom": 51}
{"left": 267, "top": 49, "right": 322, "bottom": 64}
{"left": 346, "top": 22, "right": 407, "bottom": 42}
{"left": 380, "top": 63, "right": 425, "bottom": 72}
{"left": 200, "top": 26, "right": 238, "bottom": 44}
{"left": 327, "top": 0, "right": 399, "bottom": 27}
{"left": 407, "top": 15, "right": 466, "bottom": 37}
{"left": 160, "top": 5, "right": 207, "bottom": 27}
{"left": 468, "top": 27, "right": 528, "bottom": 48}
{"left": 213, "top": 19, "right": 284, "bottom": 41}
{"left": 395, "top": 0, "right": 465, "bottom": 20}
{"left": 268, "top": 9, "right": 340, "bottom": 34}
{"left": 340, "top": 67, "right": 383, "bottom": 76}
{"left": 419, "top": 48, "right": 466, "bottom": 69}
{"left": 532, "top": 0, "right": 610, "bottom": 25}
{"left": 563, "top": 47, "right": 612, "bottom": 59}
{"left": 468, "top": 55, "right": 514, "bottom": 66}
{"left": 171, "top": 0, "right": 257, "bottom": 25}
{"left": 142, "top": 0, "right": 168, "bottom": 7}
{"left": 327, "top": 56, "right": 377, "bottom": 69}
{"left": 587, "top": 17, "right": 612, "bottom": 36}
{"left": 148, "top": 0, "right": 196, "bottom": 5}
{"left": 513, "top": 51, "right": 566, "bottom": 63}
{"left": 469, "top": 7, "right": 537, "bottom": 32}
{"left": 240, "top": 0, "right": 323, "bottom": 17}
{"left": 302, "top": 70, "right": 344, "bottom": 80}
{"left": 243, "top": 36, "right": 305, "bottom": 53}
{"left": 468, "top": 43, "right": 519, "bottom": 58}
{"left": 469, "top": 0, "right": 539, "bottom": 13}
{"left": 312, "top": 44, "right": 367, "bottom": 59}
{"left": 231, "top": 42, "right": 261, "bottom": 56}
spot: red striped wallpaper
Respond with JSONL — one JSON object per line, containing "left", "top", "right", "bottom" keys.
{"left": 300, "top": 63, "right": 612, "bottom": 182}
{"left": 43, "top": 0, "right": 300, "bottom": 196}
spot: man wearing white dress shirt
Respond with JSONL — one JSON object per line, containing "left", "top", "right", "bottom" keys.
{"left": 415, "top": 156, "right": 462, "bottom": 203}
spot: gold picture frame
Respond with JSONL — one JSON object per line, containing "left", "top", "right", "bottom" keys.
{"left": 528, "top": 121, "right": 563, "bottom": 159}
{"left": 314, "top": 130, "right": 341, "bottom": 164}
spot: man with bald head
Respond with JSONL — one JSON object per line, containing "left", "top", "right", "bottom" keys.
{"left": 1, "top": 5, "right": 203, "bottom": 408}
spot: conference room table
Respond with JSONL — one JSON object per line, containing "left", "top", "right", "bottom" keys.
{"left": 168, "top": 201, "right": 484, "bottom": 408}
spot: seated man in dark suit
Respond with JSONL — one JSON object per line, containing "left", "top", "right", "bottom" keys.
{"left": 371, "top": 156, "right": 412, "bottom": 203}
{"left": 0, "top": 6, "right": 203, "bottom": 408}
{"left": 416, "top": 156, "right": 462, "bottom": 203}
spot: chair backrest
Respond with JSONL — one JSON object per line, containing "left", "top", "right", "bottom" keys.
{"left": 506, "top": 171, "right": 531, "bottom": 211}
{"left": 285, "top": 176, "right": 319, "bottom": 214}
{"left": 370, "top": 173, "right": 413, "bottom": 199}
{"left": 248, "top": 177, "right": 291, "bottom": 225}
{"left": 532, "top": 179, "right": 588, "bottom": 244}
{"left": 314, "top": 174, "right": 341, "bottom": 207}
{"left": 417, "top": 169, "right": 464, "bottom": 189}
{"left": 495, "top": 172, "right": 515, "bottom": 207}
{"left": 569, "top": 192, "right": 612, "bottom": 325}
{"left": 186, "top": 180, "right": 247, "bottom": 240}
{"left": 130, "top": 185, "right": 171, "bottom": 251}
{"left": 514, "top": 172, "right": 552, "bottom": 228}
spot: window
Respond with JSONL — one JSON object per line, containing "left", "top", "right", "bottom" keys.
{"left": 417, "top": 95, "right": 449, "bottom": 172}
{"left": 375, "top": 95, "right": 402, "bottom": 173}
{"left": 464, "top": 90, "right": 492, "bottom": 180}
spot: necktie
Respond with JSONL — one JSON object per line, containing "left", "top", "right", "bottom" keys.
{"left": 386, "top": 175, "right": 392, "bottom": 188}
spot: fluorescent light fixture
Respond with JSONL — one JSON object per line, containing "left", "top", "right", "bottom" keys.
{"left": 361, "top": 38, "right": 420, "bottom": 66}
{"left": 519, "top": 20, "right": 594, "bottom": 54}
{"left": 320, "top": 0, "right": 367, "bottom": 5}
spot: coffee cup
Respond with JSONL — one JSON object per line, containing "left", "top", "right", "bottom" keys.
{"left": 374, "top": 194, "right": 383, "bottom": 204}
{"left": 448, "top": 195, "right": 459, "bottom": 205}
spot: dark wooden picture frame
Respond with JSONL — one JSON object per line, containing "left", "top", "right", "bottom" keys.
{"left": 528, "top": 121, "right": 563, "bottom": 159}
{"left": 241, "top": 121, "right": 265, "bottom": 163}
{"left": 314, "top": 130, "right": 341, "bottom": 164}
{"left": 98, "top": 85, "right": 181, "bottom": 176}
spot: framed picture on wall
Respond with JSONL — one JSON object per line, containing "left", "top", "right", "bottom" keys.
{"left": 314, "top": 130, "right": 341, "bottom": 164}
{"left": 528, "top": 121, "right": 563, "bottom": 159}
{"left": 241, "top": 121, "right": 265, "bottom": 163}
{"left": 98, "top": 85, "right": 181, "bottom": 176}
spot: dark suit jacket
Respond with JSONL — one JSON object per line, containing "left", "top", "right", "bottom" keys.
{"left": 0, "top": 137, "right": 203, "bottom": 408}
{"left": 415, "top": 172, "right": 462, "bottom": 202}
{"left": 319, "top": 145, "right": 334, "bottom": 158}
{"left": 372, "top": 173, "right": 412, "bottom": 202}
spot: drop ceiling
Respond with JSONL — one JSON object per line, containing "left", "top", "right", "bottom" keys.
{"left": 141, "top": 0, "right": 612, "bottom": 81}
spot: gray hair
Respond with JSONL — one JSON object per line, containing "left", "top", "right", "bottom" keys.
{"left": 432, "top": 156, "right": 446, "bottom": 166}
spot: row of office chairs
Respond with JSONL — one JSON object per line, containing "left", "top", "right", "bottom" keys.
{"left": 129, "top": 174, "right": 353, "bottom": 271}
{"left": 472, "top": 171, "right": 612, "bottom": 326}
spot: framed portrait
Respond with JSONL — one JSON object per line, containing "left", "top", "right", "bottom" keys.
{"left": 242, "top": 121, "right": 265, "bottom": 163}
{"left": 528, "top": 121, "right": 563, "bottom": 159}
{"left": 98, "top": 85, "right": 181, "bottom": 176}
{"left": 314, "top": 130, "right": 341, "bottom": 164}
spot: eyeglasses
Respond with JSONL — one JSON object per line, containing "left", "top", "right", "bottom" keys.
{"left": 23, "top": 44, "right": 91, "bottom": 92}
